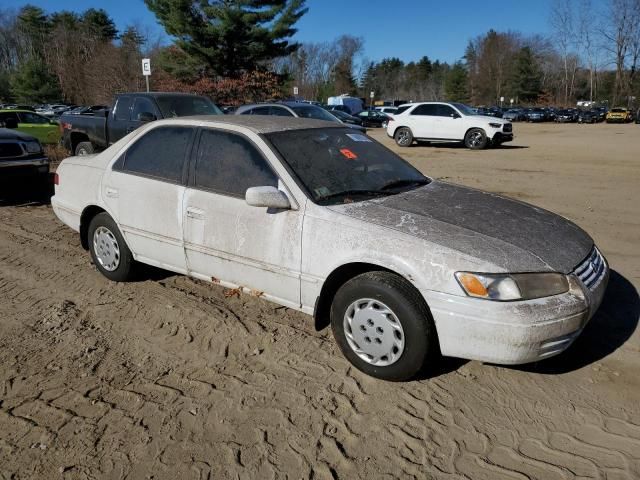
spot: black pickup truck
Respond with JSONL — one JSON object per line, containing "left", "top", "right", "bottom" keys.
{"left": 60, "top": 92, "right": 223, "bottom": 156}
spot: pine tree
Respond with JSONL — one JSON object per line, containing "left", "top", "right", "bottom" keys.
{"left": 509, "top": 46, "right": 542, "bottom": 103}
{"left": 10, "top": 59, "right": 61, "bottom": 103}
{"left": 445, "top": 62, "right": 469, "bottom": 102}
{"left": 144, "top": 0, "right": 308, "bottom": 77}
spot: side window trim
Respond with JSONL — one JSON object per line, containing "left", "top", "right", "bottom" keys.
{"left": 112, "top": 125, "right": 196, "bottom": 186}
{"left": 187, "top": 127, "right": 281, "bottom": 199}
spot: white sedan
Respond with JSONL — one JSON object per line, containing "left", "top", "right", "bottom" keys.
{"left": 52, "top": 116, "right": 608, "bottom": 380}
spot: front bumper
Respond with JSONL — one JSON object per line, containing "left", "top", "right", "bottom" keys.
{"left": 492, "top": 132, "right": 513, "bottom": 144}
{"left": 606, "top": 117, "right": 628, "bottom": 123}
{"left": 423, "top": 263, "right": 609, "bottom": 364}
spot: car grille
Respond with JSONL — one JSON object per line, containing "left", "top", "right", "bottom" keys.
{"left": 0, "top": 142, "right": 24, "bottom": 158}
{"left": 573, "top": 247, "right": 606, "bottom": 290}
{"left": 503, "top": 123, "right": 512, "bottom": 133}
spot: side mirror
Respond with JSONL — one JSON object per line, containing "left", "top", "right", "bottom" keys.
{"left": 450, "top": 113, "right": 461, "bottom": 119}
{"left": 3, "top": 118, "right": 18, "bottom": 129}
{"left": 137, "top": 111, "right": 157, "bottom": 123}
{"left": 245, "top": 186, "right": 291, "bottom": 210}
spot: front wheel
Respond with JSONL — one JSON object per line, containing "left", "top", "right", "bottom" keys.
{"left": 464, "top": 128, "right": 488, "bottom": 149}
{"left": 88, "top": 212, "right": 135, "bottom": 281}
{"left": 394, "top": 127, "right": 413, "bottom": 147}
{"left": 330, "top": 271, "right": 437, "bottom": 381}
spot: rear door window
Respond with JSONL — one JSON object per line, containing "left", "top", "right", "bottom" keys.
{"left": 131, "top": 97, "right": 159, "bottom": 121}
{"left": 113, "top": 96, "right": 132, "bottom": 121}
{"left": 193, "top": 129, "right": 278, "bottom": 197}
{"left": 117, "top": 126, "right": 193, "bottom": 184}
{"left": 18, "top": 112, "right": 50, "bottom": 124}
{"left": 411, "top": 104, "right": 439, "bottom": 116}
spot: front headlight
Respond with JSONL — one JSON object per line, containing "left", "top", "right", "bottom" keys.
{"left": 25, "top": 141, "right": 42, "bottom": 153}
{"left": 455, "top": 272, "right": 569, "bottom": 301}
{"left": 488, "top": 122, "right": 502, "bottom": 128}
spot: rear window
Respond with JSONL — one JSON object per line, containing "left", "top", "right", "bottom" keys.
{"left": 154, "top": 96, "right": 222, "bottom": 117}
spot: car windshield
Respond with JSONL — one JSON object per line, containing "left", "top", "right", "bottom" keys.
{"left": 291, "top": 105, "right": 339, "bottom": 122}
{"left": 155, "top": 96, "right": 222, "bottom": 117}
{"left": 266, "top": 127, "right": 429, "bottom": 205}
{"left": 450, "top": 103, "right": 475, "bottom": 116}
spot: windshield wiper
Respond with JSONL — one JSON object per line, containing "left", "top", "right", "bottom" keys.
{"left": 316, "top": 189, "right": 393, "bottom": 203}
{"left": 379, "top": 178, "right": 430, "bottom": 191}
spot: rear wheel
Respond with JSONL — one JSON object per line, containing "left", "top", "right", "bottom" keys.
{"left": 464, "top": 128, "right": 488, "bottom": 149}
{"left": 75, "top": 141, "right": 94, "bottom": 156}
{"left": 394, "top": 127, "right": 413, "bottom": 147}
{"left": 330, "top": 271, "right": 437, "bottom": 381}
{"left": 88, "top": 212, "right": 135, "bottom": 281}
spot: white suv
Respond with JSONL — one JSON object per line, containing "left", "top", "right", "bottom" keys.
{"left": 386, "top": 102, "right": 513, "bottom": 149}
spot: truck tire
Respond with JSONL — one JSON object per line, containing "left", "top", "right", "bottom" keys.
{"left": 75, "top": 142, "right": 94, "bottom": 156}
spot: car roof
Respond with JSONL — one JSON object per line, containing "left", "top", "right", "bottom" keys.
{"left": 158, "top": 115, "right": 342, "bottom": 134}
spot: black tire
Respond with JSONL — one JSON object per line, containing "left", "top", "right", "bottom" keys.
{"left": 394, "top": 127, "right": 413, "bottom": 147}
{"left": 464, "top": 128, "right": 488, "bottom": 150}
{"left": 75, "top": 141, "right": 94, "bottom": 156}
{"left": 88, "top": 212, "right": 135, "bottom": 281}
{"left": 330, "top": 271, "right": 437, "bottom": 381}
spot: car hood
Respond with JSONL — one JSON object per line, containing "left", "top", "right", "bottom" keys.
{"left": 0, "top": 128, "right": 37, "bottom": 142}
{"left": 328, "top": 181, "right": 593, "bottom": 274}
{"left": 469, "top": 114, "right": 506, "bottom": 123}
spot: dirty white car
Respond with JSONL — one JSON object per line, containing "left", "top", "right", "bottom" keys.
{"left": 52, "top": 116, "right": 608, "bottom": 381}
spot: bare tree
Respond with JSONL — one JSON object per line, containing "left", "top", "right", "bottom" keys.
{"left": 550, "top": 0, "right": 577, "bottom": 105}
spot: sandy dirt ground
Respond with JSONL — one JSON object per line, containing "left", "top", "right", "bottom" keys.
{"left": 0, "top": 122, "right": 639, "bottom": 479}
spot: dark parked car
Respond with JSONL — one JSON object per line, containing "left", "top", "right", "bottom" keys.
{"left": 475, "top": 107, "right": 503, "bottom": 118}
{"left": 0, "top": 118, "right": 49, "bottom": 181}
{"left": 555, "top": 109, "right": 577, "bottom": 123}
{"left": 503, "top": 108, "right": 526, "bottom": 122}
{"left": 330, "top": 109, "right": 364, "bottom": 126}
{"left": 60, "top": 92, "right": 223, "bottom": 156}
{"left": 527, "top": 108, "right": 547, "bottom": 122}
{"left": 578, "top": 110, "right": 599, "bottom": 124}
{"left": 356, "top": 109, "right": 391, "bottom": 128}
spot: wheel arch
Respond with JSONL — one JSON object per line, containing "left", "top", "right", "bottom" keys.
{"left": 69, "top": 131, "right": 90, "bottom": 153}
{"left": 313, "top": 261, "right": 432, "bottom": 332}
{"left": 79, "top": 205, "right": 106, "bottom": 250}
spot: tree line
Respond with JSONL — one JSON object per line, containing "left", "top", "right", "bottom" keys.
{"left": 0, "top": 0, "right": 638, "bottom": 108}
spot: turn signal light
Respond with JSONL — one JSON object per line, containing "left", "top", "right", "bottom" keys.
{"left": 457, "top": 273, "right": 488, "bottom": 297}
{"left": 53, "top": 173, "right": 59, "bottom": 185}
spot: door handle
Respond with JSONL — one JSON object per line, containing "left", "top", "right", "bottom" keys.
{"left": 105, "top": 187, "right": 119, "bottom": 198}
{"left": 186, "top": 207, "right": 205, "bottom": 220}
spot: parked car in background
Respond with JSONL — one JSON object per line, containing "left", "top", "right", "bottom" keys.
{"left": 60, "top": 92, "right": 223, "bottom": 155}
{"left": 578, "top": 110, "right": 600, "bottom": 124}
{"left": 475, "top": 106, "right": 503, "bottom": 118}
{"left": 387, "top": 102, "right": 513, "bottom": 149}
{"left": 606, "top": 107, "right": 633, "bottom": 123}
{"left": 636, "top": 109, "right": 640, "bottom": 124}
{"left": 51, "top": 115, "right": 608, "bottom": 381}
{"left": 375, "top": 106, "right": 398, "bottom": 115}
{"left": 555, "top": 109, "right": 577, "bottom": 123}
{"left": 37, "top": 104, "right": 73, "bottom": 118}
{"left": 526, "top": 108, "right": 547, "bottom": 122}
{"left": 66, "top": 105, "right": 109, "bottom": 115}
{"left": 503, "top": 108, "right": 526, "bottom": 122}
{"left": 330, "top": 109, "right": 364, "bottom": 126}
{"left": 356, "top": 109, "right": 391, "bottom": 128}
{"left": 0, "top": 109, "right": 61, "bottom": 144}
{"left": 236, "top": 102, "right": 366, "bottom": 132}
{"left": 0, "top": 119, "right": 49, "bottom": 181}
{"left": 325, "top": 104, "right": 353, "bottom": 114}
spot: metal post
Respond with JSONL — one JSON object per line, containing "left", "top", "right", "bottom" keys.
{"left": 145, "top": 75, "right": 150, "bottom": 93}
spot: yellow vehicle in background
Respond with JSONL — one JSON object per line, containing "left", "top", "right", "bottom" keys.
{"left": 605, "top": 107, "right": 633, "bottom": 123}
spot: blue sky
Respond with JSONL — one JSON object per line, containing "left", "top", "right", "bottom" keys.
{"left": 5, "top": 0, "right": 555, "bottom": 63}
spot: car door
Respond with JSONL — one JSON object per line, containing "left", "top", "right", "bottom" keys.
{"left": 101, "top": 125, "right": 194, "bottom": 273}
{"left": 183, "top": 127, "right": 304, "bottom": 308}
{"left": 433, "top": 104, "right": 465, "bottom": 140}
{"left": 16, "top": 111, "right": 59, "bottom": 144}
{"left": 408, "top": 104, "right": 439, "bottom": 138}
{"left": 108, "top": 95, "right": 133, "bottom": 144}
